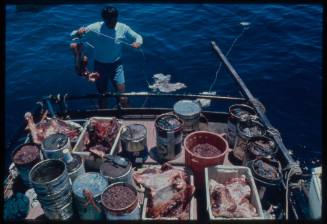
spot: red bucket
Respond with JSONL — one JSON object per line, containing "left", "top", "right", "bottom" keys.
{"left": 184, "top": 131, "right": 228, "bottom": 189}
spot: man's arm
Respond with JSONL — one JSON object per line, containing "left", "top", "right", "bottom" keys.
{"left": 125, "top": 25, "right": 143, "bottom": 48}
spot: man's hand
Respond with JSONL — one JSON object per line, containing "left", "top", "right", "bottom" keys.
{"left": 77, "top": 27, "right": 88, "bottom": 37}
{"left": 131, "top": 42, "right": 141, "bottom": 49}
{"left": 87, "top": 72, "right": 100, "bottom": 82}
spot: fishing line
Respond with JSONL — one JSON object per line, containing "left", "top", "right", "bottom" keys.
{"left": 208, "top": 22, "right": 250, "bottom": 93}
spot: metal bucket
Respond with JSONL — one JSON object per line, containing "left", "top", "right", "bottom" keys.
{"left": 243, "top": 135, "right": 277, "bottom": 166}
{"left": 41, "top": 133, "right": 71, "bottom": 160}
{"left": 100, "top": 156, "right": 133, "bottom": 185}
{"left": 12, "top": 143, "right": 42, "bottom": 187}
{"left": 173, "top": 100, "right": 201, "bottom": 132}
{"left": 101, "top": 182, "right": 140, "bottom": 220}
{"left": 232, "top": 120, "right": 266, "bottom": 163}
{"left": 155, "top": 114, "right": 183, "bottom": 161}
{"left": 72, "top": 172, "right": 108, "bottom": 220}
{"left": 121, "top": 124, "right": 148, "bottom": 164}
{"left": 247, "top": 158, "right": 282, "bottom": 208}
{"left": 29, "top": 159, "right": 73, "bottom": 220}
{"left": 227, "top": 104, "right": 257, "bottom": 147}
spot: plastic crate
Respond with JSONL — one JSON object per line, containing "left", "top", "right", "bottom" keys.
{"left": 205, "top": 165, "right": 264, "bottom": 220}
{"left": 72, "top": 117, "right": 123, "bottom": 170}
{"left": 136, "top": 165, "right": 197, "bottom": 220}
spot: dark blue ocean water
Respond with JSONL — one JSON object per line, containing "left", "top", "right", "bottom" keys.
{"left": 5, "top": 4, "right": 322, "bottom": 169}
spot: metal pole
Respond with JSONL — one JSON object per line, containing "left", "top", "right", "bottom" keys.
{"left": 210, "top": 41, "right": 299, "bottom": 168}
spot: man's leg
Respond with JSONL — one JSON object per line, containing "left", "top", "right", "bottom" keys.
{"left": 113, "top": 64, "right": 128, "bottom": 107}
{"left": 94, "top": 61, "right": 109, "bottom": 109}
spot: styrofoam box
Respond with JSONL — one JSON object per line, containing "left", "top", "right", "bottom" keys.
{"left": 138, "top": 165, "right": 197, "bottom": 220}
{"left": 205, "top": 165, "right": 265, "bottom": 220}
{"left": 72, "top": 117, "right": 123, "bottom": 169}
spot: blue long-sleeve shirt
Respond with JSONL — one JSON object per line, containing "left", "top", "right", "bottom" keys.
{"left": 71, "top": 21, "right": 143, "bottom": 63}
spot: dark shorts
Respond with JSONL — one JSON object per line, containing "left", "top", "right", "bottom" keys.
{"left": 94, "top": 59, "right": 125, "bottom": 94}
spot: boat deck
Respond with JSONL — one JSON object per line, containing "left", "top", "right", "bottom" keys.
{"left": 24, "top": 117, "right": 235, "bottom": 220}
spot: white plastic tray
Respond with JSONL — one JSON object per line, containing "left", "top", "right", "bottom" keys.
{"left": 205, "top": 165, "right": 264, "bottom": 220}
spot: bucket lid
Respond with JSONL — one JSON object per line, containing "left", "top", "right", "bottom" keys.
{"left": 121, "top": 124, "right": 147, "bottom": 141}
{"left": 72, "top": 172, "right": 108, "bottom": 198}
{"left": 174, "top": 100, "right": 201, "bottom": 117}
{"left": 42, "top": 133, "right": 68, "bottom": 151}
{"left": 12, "top": 143, "right": 40, "bottom": 165}
{"left": 100, "top": 156, "right": 131, "bottom": 178}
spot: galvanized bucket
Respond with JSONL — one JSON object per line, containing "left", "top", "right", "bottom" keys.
{"left": 227, "top": 104, "right": 257, "bottom": 148}
{"left": 101, "top": 182, "right": 140, "bottom": 220}
{"left": 173, "top": 100, "right": 201, "bottom": 132}
{"left": 12, "top": 143, "right": 42, "bottom": 187}
{"left": 100, "top": 156, "right": 133, "bottom": 185}
{"left": 72, "top": 172, "right": 108, "bottom": 220}
{"left": 155, "top": 114, "right": 183, "bottom": 161}
{"left": 29, "top": 159, "right": 73, "bottom": 220}
{"left": 233, "top": 120, "right": 266, "bottom": 163}
{"left": 41, "top": 133, "right": 71, "bottom": 160}
{"left": 121, "top": 124, "right": 148, "bottom": 164}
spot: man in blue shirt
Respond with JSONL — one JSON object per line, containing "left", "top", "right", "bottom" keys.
{"left": 70, "top": 6, "right": 143, "bottom": 108}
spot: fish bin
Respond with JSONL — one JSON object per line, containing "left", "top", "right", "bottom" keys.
{"left": 133, "top": 164, "right": 196, "bottom": 220}
{"left": 205, "top": 165, "right": 264, "bottom": 220}
{"left": 72, "top": 117, "right": 122, "bottom": 171}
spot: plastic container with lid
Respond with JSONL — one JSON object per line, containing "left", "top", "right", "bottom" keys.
{"left": 173, "top": 100, "right": 202, "bottom": 132}
{"left": 72, "top": 172, "right": 108, "bottom": 220}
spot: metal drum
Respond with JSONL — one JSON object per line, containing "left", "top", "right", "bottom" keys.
{"left": 72, "top": 172, "right": 108, "bottom": 220}
{"left": 42, "top": 133, "right": 71, "bottom": 160}
{"left": 173, "top": 100, "right": 201, "bottom": 132}
{"left": 155, "top": 114, "right": 183, "bottom": 161}
{"left": 227, "top": 104, "right": 257, "bottom": 148}
{"left": 100, "top": 156, "right": 133, "bottom": 185}
{"left": 247, "top": 158, "right": 282, "bottom": 208}
{"left": 62, "top": 149, "right": 85, "bottom": 184}
{"left": 101, "top": 182, "right": 140, "bottom": 220}
{"left": 12, "top": 143, "right": 42, "bottom": 187}
{"left": 233, "top": 120, "right": 266, "bottom": 164}
{"left": 121, "top": 124, "right": 148, "bottom": 164}
{"left": 29, "top": 159, "right": 73, "bottom": 220}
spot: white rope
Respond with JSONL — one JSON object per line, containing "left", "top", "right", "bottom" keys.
{"left": 208, "top": 25, "right": 248, "bottom": 93}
